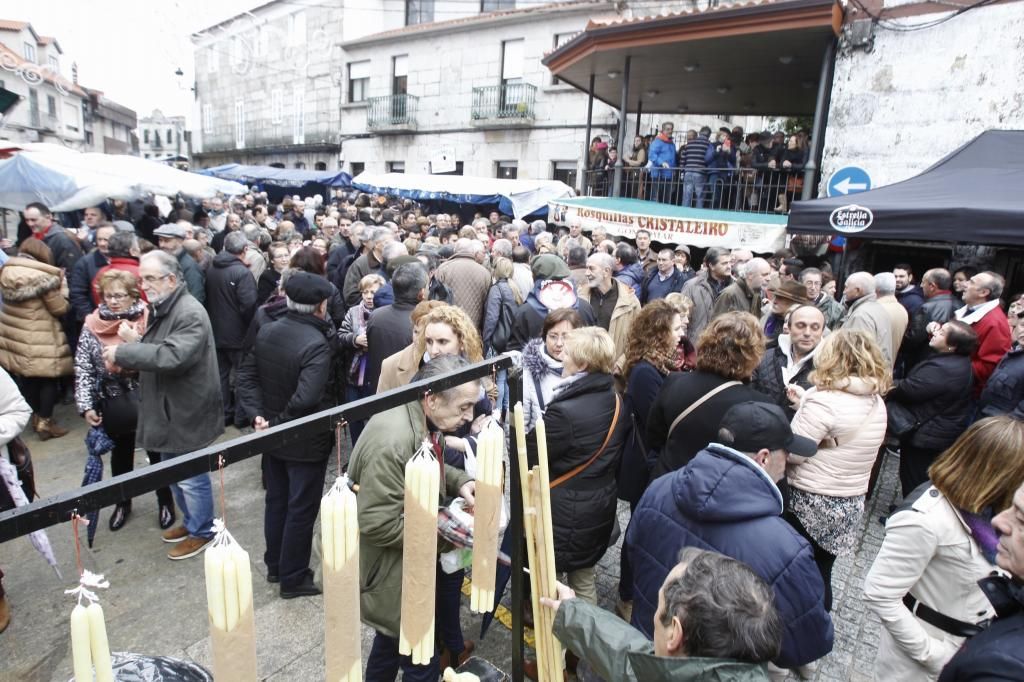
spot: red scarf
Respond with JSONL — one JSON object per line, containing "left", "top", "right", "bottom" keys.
{"left": 84, "top": 307, "right": 149, "bottom": 374}
{"left": 657, "top": 132, "right": 673, "bottom": 143}
{"left": 32, "top": 224, "right": 53, "bottom": 240}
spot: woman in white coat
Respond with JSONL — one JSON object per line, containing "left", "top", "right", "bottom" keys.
{"left": 863, "top": 416, "right": 1024, "bottom": 680}
{"left": 785, "top": 329, "right": 890, "bottom": 611}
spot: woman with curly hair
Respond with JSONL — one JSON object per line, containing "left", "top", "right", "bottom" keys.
{"left": 785, "top": 329, "right": 890, "bottom": 611}
{"left": 646, "top": 312, "right": 771, "bottom": 477}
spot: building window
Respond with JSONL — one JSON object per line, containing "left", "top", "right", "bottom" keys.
{"left": 495, "top": 160, "right": 518, "bottom": 179}
{"left": 47, "top": 55, "right": 58, "bottom": 73}
{"left": 288, "top": 11, "right": 307, "bottom": 46}
{"left": 405, "top": 0, "right": 434, "bottom": 26}
{"left": 85, "top": 131, "right": 93, "bottom": 145}
{"left": 202, "top": 104, "right": 213, "bottom": 134}
{"left": 47, "top": 95, "right": 56, "bottom": 116}
{"left": 64, "top": 102, "right": 80, "bottom": 132}
{"left": 347, "top": 61, "right": 370, "bottom": 103}
{"left": 387, "top": 161, "right": 405, "bottom": 173}
{"left": 502, "top": 39, "right": 524, "bottom": 86}
{"left": 481, "top": 0, "right": 515, "bottom": 10}
{"left": 166, "top": 129, "right": 172, "bottom": 144}
{"left": 144, "top": 129, "right": 150, "bottom": 143}
{"left": 551, "top": 33, "right": 574, "bottom": 84}
{"left": 293, "top": 89, "right": 305, "bottom": 144}
{"left": 434, "top": 161, "right": 464, "bottom": 176}
{"left": 392, "top": 55, "right": 408, "bottom": 96}
{"left": 23, "top": 43, "right": 35, "bottom": 63}
{"left": 269, "top": 162, "right": 285, "bottom": 169}
{"left": 314, "top": 161, "right": 327, "bottom": 171}
{"left": 206, "top": 47, "right": 218, "bottom": 73}
{"left": 552, "top": 161, "right": 578, "bottom": 189}
{"left": 294, "top": 162, "right": 306, "bottom": 169}
{"left": 234, "top": 99, "right": 245, "bottom": 148}
{"left": 350, "top": 161, "right": 365, "bottom": 176}
{"left": 271, "top": 89, "right": 283, "bottom": 123}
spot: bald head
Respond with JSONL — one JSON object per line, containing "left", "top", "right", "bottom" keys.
{"left": 844, "top": 271, "right": 876, "bottom": 303}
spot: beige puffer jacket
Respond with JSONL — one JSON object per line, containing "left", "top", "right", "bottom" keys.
{"left": 0, "top": 257, "right": 73, "bottom": 378}
{"left": 787, "top": 377, "right": 887, "bottom": 497}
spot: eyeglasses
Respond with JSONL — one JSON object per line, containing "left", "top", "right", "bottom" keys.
{"left": 141, "top": 274, "right": 171, "bottom": 284}
{"left": 103, "top": 292, "right": 131, "bottom": 301}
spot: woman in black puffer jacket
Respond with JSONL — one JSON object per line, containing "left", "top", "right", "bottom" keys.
{"left": 542, "top": 326, "right": 626, "bottom": 604}
{"left": 887, "top": 319, "right": 977, "bottom": 496}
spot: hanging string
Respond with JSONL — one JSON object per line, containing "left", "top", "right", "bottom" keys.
{"left": 335, "top": 419, "right": 348, "bottom": 474}
{"left": 218, "top": 454, "right": 227, "bottom": 526}
{"left": 71, "top": 511, "right": 84, "bottom": 577}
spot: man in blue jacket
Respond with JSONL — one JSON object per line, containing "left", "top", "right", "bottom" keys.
{"left": 626, "top": 401, "right": 834, "bottom": 677}
{"left": 648, "top": 121, "right": 678, "bottom": 203}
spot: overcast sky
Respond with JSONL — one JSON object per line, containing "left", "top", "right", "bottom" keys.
{"left": 7, "top": 0, "right": 258, "bottom": 124}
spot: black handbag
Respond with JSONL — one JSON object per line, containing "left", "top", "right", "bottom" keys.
{"left": 887, "top": 401, "right": 921, "bottom": 438}
{"left": 100, "top": 389, "right": 139, "bottom": 437}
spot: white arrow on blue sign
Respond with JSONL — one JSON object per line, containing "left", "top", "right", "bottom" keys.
{"left": 827, "top": 166, "right": 872, "bottom": 197}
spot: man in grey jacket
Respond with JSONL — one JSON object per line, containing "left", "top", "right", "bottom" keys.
{"left": 107, "top": 250, "right": 223, "bottom": 560}
{"left": 840, "top": 271, "right": 894, "bottom": 366}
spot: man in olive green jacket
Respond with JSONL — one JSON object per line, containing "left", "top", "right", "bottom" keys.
{"left": 349, "top": 355, "right": 478, "bottom": 681}
{"left": 542, "top": 548, "right": 780, "bottom": 682}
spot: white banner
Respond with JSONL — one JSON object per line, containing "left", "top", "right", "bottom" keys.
{"left": 548, "top": 199, "right": 787, "bottom": 253}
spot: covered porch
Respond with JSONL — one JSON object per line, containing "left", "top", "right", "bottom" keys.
{"left": 542, "top": 0, "right": 843, "bottom": 236}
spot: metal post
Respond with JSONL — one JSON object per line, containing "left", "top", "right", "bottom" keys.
{"left": 582, "top": 74, "right": 595, "bottom": 194}
{"left": 612, "top": 56, "right": 631, "bottom": 198}
{"left": 508, "top": 368, "right": 525, "bottom": 682}
{"left": 803, "top": 37, "right": 838, "bottom": 201}
{"left": 635, "top": 99, "right": 642, "bottom": 138}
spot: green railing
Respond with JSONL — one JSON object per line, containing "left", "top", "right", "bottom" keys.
{"left": 366, "top": 93, "right": 419, "bottom": 129}
{"left": 471, "top": 82, "right": 536, "bottom": 121}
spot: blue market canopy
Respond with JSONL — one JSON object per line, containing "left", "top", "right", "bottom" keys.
{"left": 352, "top": 172, "right": 575, "bottom": 219}
{"left": 548, "top": 196, "right": 788, "bottom": 252}
{"left": 0, "top": 150, "right": 246, "bottom": 212}
{"left": 196, "top": 163, "right": 351, "bottom": 188}
{"left": 787, "top": 130, "right": 1024, "bottom": 246}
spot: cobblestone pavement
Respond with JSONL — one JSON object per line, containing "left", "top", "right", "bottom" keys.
{"left": 0, "top": 404, "right": 898, "bottom": 680}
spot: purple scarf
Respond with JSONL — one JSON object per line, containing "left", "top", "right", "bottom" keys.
{"left": 960, "top": 508, "right": 999, "bottom": 565}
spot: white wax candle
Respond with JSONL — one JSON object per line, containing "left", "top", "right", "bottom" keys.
{"left": 333, "top": 494, "right": 346, "bottom": 570}
{"left": 343, "top": 488, "right": 358, "bottom": 566}
{"left": 205, "top": 544, "right": 227, "bottom": 631}
{"left": 234, "top": 547, "right": 253, "bottom": 618}
{"left": 321, "top": 496, "right": 336, "bottom": 572}
{"left": 223, "top": 552, "right": 240, "bottom": 632}
{"left": 70, "top": 603, "right": 92, "bottom": 682}
{"left": 86, "top": 602, "right": 114, "bottom": 682}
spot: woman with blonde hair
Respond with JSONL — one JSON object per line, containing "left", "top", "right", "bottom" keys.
{"left": 785, "top": 329, "right": 890, "bottom": 611}
{"left": 661, "top": 292, "right": 697, "bottom": 371}
{"left": 864, "top": 416, "right": 1024, "bottom": 680}
{"left": 74, "top": 270, "right": 174, "bottom": 531}
{"left": 647, "top": 312, "right": 771, "bottom": 477}
{"left": 0, "top": 238, "right": 73, "bottom": 440}
{"left": 543, "top": 327, "right": 626, "bottom": 604}
{"left": 376, "top": 299, "right": 446, "bottom": 394}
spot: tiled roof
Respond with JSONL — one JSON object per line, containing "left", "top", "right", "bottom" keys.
{"left": 0, "top": 20, "right": 29, "bottom": 31}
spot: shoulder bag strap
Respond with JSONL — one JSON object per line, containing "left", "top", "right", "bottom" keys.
{"left": 550, "top": 394, "right": 621, "bottom": 489}
{"left": 665, "top": 381, "right": 742, "bottom": 443}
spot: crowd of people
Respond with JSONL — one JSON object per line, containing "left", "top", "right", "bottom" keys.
{"left": 0, "top": 189, "right": 1022, "bottom": 682}
{"left": 586, "top": 121, "right": 810, "bottom": 213}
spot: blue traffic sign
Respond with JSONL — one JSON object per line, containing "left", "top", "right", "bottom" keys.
{"left": 827, "top": 166, "right": 872, "bottom": 197}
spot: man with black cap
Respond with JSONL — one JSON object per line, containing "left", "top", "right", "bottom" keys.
{"left": 236, "top": 271, "right": 337, "bottom": 599}
{"left": 153, "top": 222, "right": 206, "bottom": 304}
{"left": 625, "top": 402, "right": 834, "bottom": 679}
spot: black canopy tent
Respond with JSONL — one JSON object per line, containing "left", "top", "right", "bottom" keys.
{"left": 787, "top": 130, "right": 1024, "bottom": 246}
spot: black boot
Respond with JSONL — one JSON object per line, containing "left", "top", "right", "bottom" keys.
{"left": 109, "top": 502, "right": 132, "bottom": 531}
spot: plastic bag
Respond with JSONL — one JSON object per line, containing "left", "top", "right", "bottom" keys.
{"left": 68, "top": 652, "right": 212, "bottom": 682}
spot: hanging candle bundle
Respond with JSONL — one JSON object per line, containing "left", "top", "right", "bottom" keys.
{"left": 469, "top": 424, "right": 504, "bottom": 614}
{"left": 204, "top": 519, "right": 258, "bottom": 681}
{"left": 66, "top": 569, "right": 114, "bottom": 682}
{"left": 513, "top": 403, "right": 565, "bottom": 682}
{"left": 321, "top": 473, "right": 361, "bottom": 682}
{"left": 399, "top": 439, "right": 441, "bottom": 665}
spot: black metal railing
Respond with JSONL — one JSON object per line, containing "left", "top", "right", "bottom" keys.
{"left": 471, "top": 82, "right": 536, "bottom": 121}
{"left": 581, "top": 166, "right": 809, "bottom": 214}
{"left": 367, "top": 93, "right": 419, "bottom": 129}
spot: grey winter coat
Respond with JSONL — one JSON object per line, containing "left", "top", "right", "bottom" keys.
{"left": 115, "top": 286, "right": 224, "bottom": 453}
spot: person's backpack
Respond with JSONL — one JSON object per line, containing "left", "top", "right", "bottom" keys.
{"left": 428, "top": 276, "right": 454, "bottom": 304}
{"left": 489, "top": 289, "right": 516, "bottom": 354}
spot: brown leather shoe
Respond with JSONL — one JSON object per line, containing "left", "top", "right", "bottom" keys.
{"left": 439, "top": 640, "right": 476, "bottom": 671}
{"left": 167, "top": 535, "right": 212, "bottom": 560}
{"left": 161, "top": 526, "right": 189, "bottom": 543}
{"left": 35, "top": 417, "right": 68, "bottom": 441}
{"left": 0, "top": 594, "right": 9, "bottom": 634}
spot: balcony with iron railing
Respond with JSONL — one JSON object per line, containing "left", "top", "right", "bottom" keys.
{"left": 366, "top": 94, "right": 418, "bottom": 133}
{"left": 199, "top": 119, "right": 338, "bottom": 154}
{"left": 580, "top": 166, "right": 814, "bottom": 216}
{"left": 471, "top": 82, "right": 536, "bottom": 125}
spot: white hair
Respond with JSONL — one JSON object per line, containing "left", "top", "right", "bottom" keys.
{"left": 874, "top": 272, "right": 897, "bottom": 296}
